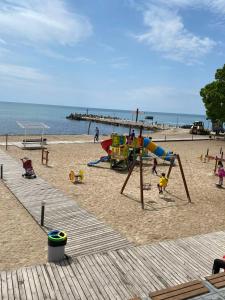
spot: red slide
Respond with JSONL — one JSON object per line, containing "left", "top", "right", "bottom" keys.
{"left": 101, "top": 139, "right": 112, "bottom": 155}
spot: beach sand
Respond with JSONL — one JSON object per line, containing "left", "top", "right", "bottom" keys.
{"left": 0, "top": 183, "right": 47, "bottom": 270}
{"left": 0, "top": 130, "right": 225, "bottom": 269}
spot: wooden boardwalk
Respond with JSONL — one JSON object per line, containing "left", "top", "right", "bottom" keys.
{"left": 0, "top": 149, "right": 132, "bottom": 257}
{"left": 1, "top": 231, "right": 225, "bottom": 299}
{"left": 1, "top": 149, "right": 225, "bottom": 299}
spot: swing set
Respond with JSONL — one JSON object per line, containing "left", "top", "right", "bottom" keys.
{"left": 120, "top": 127, "right": 191, "bottom": 209}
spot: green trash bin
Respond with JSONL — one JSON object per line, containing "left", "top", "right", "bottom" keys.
{"left": 48, "top": 230, "right": 67, "bottom": 262}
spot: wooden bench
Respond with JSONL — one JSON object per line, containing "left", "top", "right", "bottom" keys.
{"left": 205, "top": 272, "right": 225, "bottom": 289}
{"left": 149, "top": 280, "right": 209, "bottom": 300}
{"left": 23, "top": 138, "right": 47, "bottom": 144}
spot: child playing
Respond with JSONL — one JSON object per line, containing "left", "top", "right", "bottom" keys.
{"left": 217, "top": 161, "right": 225, "bottom": 187}
{"left": 157, "top": 173, "right": 168, "bottom": 194}
{"left": 152, "top": 158, "right": 158, "bottom": 175}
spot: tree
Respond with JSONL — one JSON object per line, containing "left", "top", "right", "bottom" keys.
{"left": 200, "top": 64, "right": 225, "bottom": 129}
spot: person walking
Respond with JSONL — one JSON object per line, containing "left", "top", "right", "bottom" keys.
{"left": 152, "top": 158, "right": 158, "bottom": 175}
{"left": 94, "top": 127, "right": 99, "bottom": 143}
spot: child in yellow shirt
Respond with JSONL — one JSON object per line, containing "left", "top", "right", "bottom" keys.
{"left": 157, "top": 173, "right": 168, "bottom": 194}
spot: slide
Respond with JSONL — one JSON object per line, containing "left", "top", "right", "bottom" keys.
{"left": 143, "top": 137, "right": 173, "bottom": 161}
{"left": 87, "top": 155, "right": 109, "bottom": 167}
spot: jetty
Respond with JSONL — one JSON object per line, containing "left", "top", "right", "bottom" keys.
{"left": 66, "top": 113, "right": 167, "bottom": 131}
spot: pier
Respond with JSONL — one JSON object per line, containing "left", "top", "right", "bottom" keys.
{"left": 66, "top": 113, "right": 167, "bottom": 131}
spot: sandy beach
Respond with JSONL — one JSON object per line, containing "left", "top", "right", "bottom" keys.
{"left": 0, "top": 182, "right": 47, "bottom": 270}
{"left": 0, "top": 129, "right": 225, "bottom": 269}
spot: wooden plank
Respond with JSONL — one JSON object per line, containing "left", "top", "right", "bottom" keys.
{"left": 54, "top": 263, "right": 75, "bottom": 299}
{"left": 78, "top": 256, "right": 107, "bottom": 300}
{"left": 107, "top": 251, "right": 143, "bottom": 296}
{"left": 42, "top": 264, "right": 62, "bottom": 300}
{"left": 21, "top": 267, "right": 33, "bottom": 300}
{"left": 36, "top": 265, "right": 56, "bottom": 300}
{"left": 30, "top": 266, "right": 45, "bottom": 300}
{"left": 47, "top": 263, "right": 69, "bottom": 299}
{"left": 149, "top": 281, "right": 209, "bottom": 300}
{"left": 72, "top": 257, "right": 100, "bottom": 300}
{"left": 119, "top": 248, "right": 165, "bottom": 291}
{"left": 93, "top": 253, "right": 131, "bottom": 299}
{"left": 11, "top": 270, "right": 20, "bottom": 300}
{"left": 1, "top": 271, "right": 8, "bottom": 300}
{"left": 135, "top": 246, "right": 184, "bottom": 287}
{"left": 69, "top": 257, "right": 94, "bottom": 299}
{"left": 84, "top": 254, "right": 117, "bottom": 300}
{"left": 6, "top": 271, "right": 14, "bottom": 300}
{"left": 143, "top": 244, "right": 191, "bottom": 283}
{"left": 26, "top": 267, "right": 39, "bottom": 300}
{"left": 17, "top": 268, "right": 27, "bottom": 300}
{"left": 59, "top": 260, "right": 82, "bottom": 300}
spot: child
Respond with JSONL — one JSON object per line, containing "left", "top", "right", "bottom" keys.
{"left": 157, "top": 173, "right": 168, "bottom": 194}
{"left": 152, "top": 158, "right": 158, "bottom": 175}
{"left": 217, "top": 161, "right": 225, "bottom": 187}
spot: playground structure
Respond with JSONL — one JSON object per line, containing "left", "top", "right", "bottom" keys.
{"left": 41, "top": 148, "right": 49, "bottom": 166}
{"left": 88, "top": 132, "right": 173, "bottom": 170}
{"left": 69, "top": 170, "right": 84, "bottom": 184}
{"left": 88, "top": 129, "right": 191, "bottom": 209}
{"left": 120, "top": 146, "right": 191, "bottom": 209}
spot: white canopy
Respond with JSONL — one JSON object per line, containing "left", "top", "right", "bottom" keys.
{"left": 17, "top": 121, "right": 49, "bottom": 129}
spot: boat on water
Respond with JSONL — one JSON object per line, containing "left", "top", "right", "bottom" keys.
{"left": 145, "top": 116, "right": 154, "bottom": 120}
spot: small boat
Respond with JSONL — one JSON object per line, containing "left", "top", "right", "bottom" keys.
{"left": 145, "top": 116, "right": 154, "bottom": 120}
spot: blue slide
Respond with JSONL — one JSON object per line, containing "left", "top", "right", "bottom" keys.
{"left": 87, "top": 155, "right": 109, "bottom": 167}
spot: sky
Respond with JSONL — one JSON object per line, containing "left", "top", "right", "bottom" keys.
{"left": 0, "top": 0, "right": 225, "bottom": 114}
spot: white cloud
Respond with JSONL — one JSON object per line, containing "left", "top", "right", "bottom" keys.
{"left": 39, "top": 49, "right": 96, "bottom": 64}
{"left": 0, "top": 64, "right": 50, "bottom": 81}
{"left": 135, "top": 2, "right": 216, "bottom": 63}
{"left": 158, "top": 0, "right": 225, "bottom": 14}
{"left": 0, "top": 0, "right": 92, "bottom": 46}
{"left": 110, "top": 57, "right": 129, "bottom": 69}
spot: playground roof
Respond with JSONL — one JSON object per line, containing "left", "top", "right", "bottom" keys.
{"left": 17, "top": 121, "right": 50, "bottom": 129}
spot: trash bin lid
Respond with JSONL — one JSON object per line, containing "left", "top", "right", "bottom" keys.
{"left": 48, "top": 230, "right": 67, "bottom": 243}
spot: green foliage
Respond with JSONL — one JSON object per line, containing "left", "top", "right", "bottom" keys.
{"left": 200, "top": 65, "right": 225, "bottom": 125}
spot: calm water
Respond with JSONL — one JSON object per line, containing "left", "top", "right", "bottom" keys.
{"left": 0, "top": 101, "right": 208, "bottom": 135}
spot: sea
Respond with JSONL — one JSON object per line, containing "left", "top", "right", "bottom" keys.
{"left": 0, "top": 101, "right": 209, "bottom": 136}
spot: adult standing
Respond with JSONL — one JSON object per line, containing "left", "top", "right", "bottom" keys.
{"left": 94, "top": 126, "right": 99, "bottom": 143}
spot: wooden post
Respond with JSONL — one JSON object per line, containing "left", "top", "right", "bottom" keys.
{"left": 46, "top": 151, "right": 49, "bottom": 166}
{"left": 41, "top": 148, "right": 44, "bottom": 164}
{"left": 88, "top": 121, "right": 91, "bottom": 135}
{"left": 0, "top": 164, "right": 3, "bottom": 179}
{"left": 220, "top": 147, "right": 222, "bottom": 154}
{"left": 214, "top": 156, "right": 218, "bottom": 174}
{"left": 206, "top": 148, "right": 209, "bottom": 156}
{"left": 41, "top": 201, "right": 45, "bottom": 226}
{"left": 176, "top": 154, "right": 191, "bottom": 203}
{"left": 42, "top": 148, "right": 49, "bottom": 166}
{"left": 221, "top": 152, "right": 223, "bottom": 160}
{"left": 5, "top": 134, "right": 8, "bottom": 151}
{"left": 135, "top": 108, "right": 139, "bottom": 122}
{"left": 120, "top": 160, "right": 136, "bottom": 194}
{"left": 167, "top": 156, "right": 175, "bottom": 179}
{"left": 139, "top": 150, "right": 144, "bottom": 210}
